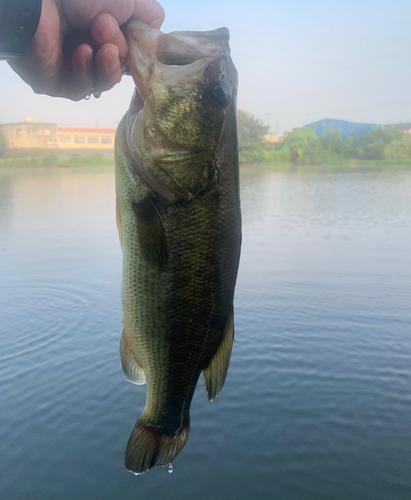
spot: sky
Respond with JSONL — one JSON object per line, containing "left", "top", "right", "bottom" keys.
{"left": 0, "top": 0, "right": 410, "bottom": 135}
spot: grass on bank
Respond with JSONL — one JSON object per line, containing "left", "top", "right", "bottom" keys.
{"left": 0, "top": 154, "right": 114, "bottom": 168}
{"left": 2, "top": 154, "right": 411, "bottom": 171}
{"left": 240, "top": 161, "right": 411, "bottom": 175}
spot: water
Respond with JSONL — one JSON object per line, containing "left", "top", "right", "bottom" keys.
{"left": 1, "top": 164, "right": 411, "bottom": 500}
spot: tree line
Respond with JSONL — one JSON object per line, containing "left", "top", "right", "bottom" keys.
{"left": 2, "top": 113, "right": 410, "bottom": 163}
{"left": 0, "top": 130, "right": 5, "bottom": 157}
{"left": 238, "top": 111, "right": 411, "bottom": 164}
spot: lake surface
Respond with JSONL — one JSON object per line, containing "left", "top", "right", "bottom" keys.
{"left": 1, "top": 164, "right": 411, "bottom": 500}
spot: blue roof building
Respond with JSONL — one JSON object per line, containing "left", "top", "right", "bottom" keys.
{"left": 303, "top": 119, "right": 384, "bottom": 141}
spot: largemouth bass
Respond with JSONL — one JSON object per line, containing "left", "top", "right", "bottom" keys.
{"left": 115, "top": 20, "right": 241, "bottom": 474}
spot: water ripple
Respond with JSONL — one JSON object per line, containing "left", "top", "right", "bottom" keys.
{"left": 0, "top": 282, "right": 92, "bottom": 364}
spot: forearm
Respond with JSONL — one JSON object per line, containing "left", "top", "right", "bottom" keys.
{"left": 0, "top": 0, "right": 42, "bottom": 60}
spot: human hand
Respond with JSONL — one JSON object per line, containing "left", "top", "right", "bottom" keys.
{"left": 8, "top": 0, "right": 165, "bottom": 100}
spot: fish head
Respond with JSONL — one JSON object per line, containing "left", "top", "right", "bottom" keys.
{"left": 122, "top": 21, "right": 238, "bottom": 203}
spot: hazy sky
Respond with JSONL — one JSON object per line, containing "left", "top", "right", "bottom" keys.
{"left": 0, "top": 0, "right": 410, "bottom": 135}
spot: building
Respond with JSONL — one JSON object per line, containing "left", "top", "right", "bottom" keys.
{"left": 1, "top": 119, "right": 58, "bottom": 149}
{"left": 303, "top": 119, "right": 384, "bottom": 141}
{"left": 264, "top": 133, "right": 280, "bottom": 143}
{"left": 0, "top": 117, "right": 116, "bottom": 150}
{"left": 395, "top": 122, "right": 411, "bottom": 134}
{"left": 56, "top": 127, "right": 116, "bottom": 149}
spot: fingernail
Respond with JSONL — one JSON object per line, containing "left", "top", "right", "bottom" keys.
{"left": 96, "top": 14, "right": 117, "bottom": 42}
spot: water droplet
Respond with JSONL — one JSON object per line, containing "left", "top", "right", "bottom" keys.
{"left": 84, "top": 95, "right": 91, "bottom": 100}
{"left": 168, "top": 464, "right": 173, "bottom": 474}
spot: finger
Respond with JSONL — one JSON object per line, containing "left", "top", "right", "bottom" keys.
{"left": 90, "top": 14, "right": 128, "bottom": 65}
{"left": 64, "top": 0, "right": 165, "bottom": 30}
{"left": 71, "top": 44, "right": 95, "bottom": 100}
{"left": 93, "top": 44, "right": 122, "bottom": 97}
{"left": 132, "top": 0, "right": 165, "bottom": 30}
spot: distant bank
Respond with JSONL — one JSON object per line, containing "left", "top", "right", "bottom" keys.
{"left": 1, "top": 156, "right": 411, "bottom": 170}
{"left": 0, "top": 117, "right": 116, "bottom": 153}
{"left": 0, "top": 155, "right": 114, "bottom": 168}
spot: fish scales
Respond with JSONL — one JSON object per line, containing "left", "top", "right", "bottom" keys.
{"left": 115, "top": 20, "right": 241, "bottom": 474}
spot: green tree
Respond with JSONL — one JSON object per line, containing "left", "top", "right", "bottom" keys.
{"left": 237, "top": 111, "right": 269, "bottom": 144}
{"left": 282, "top": 128, "right": 322, "bottom": 164}
{"left": 237, "top": 119, "right": 407, "bottom": 164}
{"left": 384, "top": 135, "right": 411, "bottom": 160}
{"left": 0, "top": 129, "right": 6, "bottom": 157}
{"left": 339, "top": 136, "right": 358, "bottom": 158}
{"left": 359, "top": 126, "right": 403, "bottom": 160}
{"left": 320, "top": 129, "right": 342, "bottom": 154}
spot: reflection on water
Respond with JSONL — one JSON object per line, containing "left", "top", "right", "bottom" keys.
{"left": 1, "top": 165, "right": 411, "bottom": 500}
{"left": 0, "top": 175, "right": 13, "bottom": 247}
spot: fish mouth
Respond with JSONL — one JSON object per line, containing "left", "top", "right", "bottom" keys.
{"left": 155, "top": 27, "right": 230, "bottom": 66}
{"left": 124, "top": 20, "right": 231, "bottom": 99}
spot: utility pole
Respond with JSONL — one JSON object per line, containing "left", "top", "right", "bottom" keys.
{"left": 265, "top": 113, "right": 273, "bottom": 133}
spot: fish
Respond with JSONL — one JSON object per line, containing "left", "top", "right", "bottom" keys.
{"left": 114, "top": 20, "right": 241, "bottom": 474}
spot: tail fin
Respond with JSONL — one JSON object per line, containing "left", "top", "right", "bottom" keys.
{"left": 125, "top": 418, "right": 190, "bottom": 474}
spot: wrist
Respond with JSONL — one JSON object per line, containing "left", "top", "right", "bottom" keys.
{"left": 0, "top": 0, "right": 42, "bottom": 60}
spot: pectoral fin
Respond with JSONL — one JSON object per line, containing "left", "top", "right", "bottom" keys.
{"left": 132, "top": 198, "right": 167, "bottom": 270}
{"left": 120, "top": 327, "right": 146, "bottom": 385}
{"left": 203, "top": 310, "right": 234, "bottom": 401}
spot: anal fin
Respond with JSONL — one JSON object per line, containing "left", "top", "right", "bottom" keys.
{"left": 203, "top": 310, "right": 234, "bottom": 402}
{"left": 120, "top": 327, "right": 146, "bottom": 385}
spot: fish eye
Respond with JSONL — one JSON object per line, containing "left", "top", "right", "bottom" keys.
{"left": 207, "top": 81, "right": 232, "bottom": 108}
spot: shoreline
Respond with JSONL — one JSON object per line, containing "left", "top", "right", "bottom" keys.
{"left": 240, "top": 159, "right": 411, "bottom": 170}
{"left": 0, "top": 154, "right": 114, "bottom": 168}
{"left": 1, "top": 154, "right": 411, "bottom": 170}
